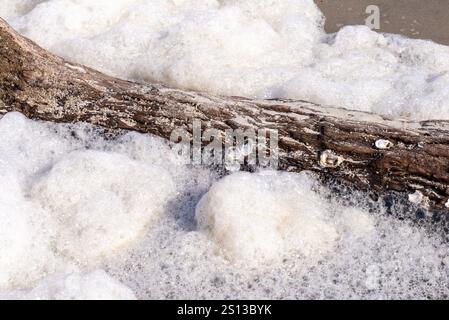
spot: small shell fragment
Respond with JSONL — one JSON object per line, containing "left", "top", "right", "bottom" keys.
{"left": 375, "top": 139, "right": 393, "bottom": 150}
{"left": 445, "top": 199, "right": 449, "bottom": 209}
{"left": 408, "top": 190, "right": 424, "bottom": 204}
{"left": 319, "top": 150, "right": 344, "bottom": 168}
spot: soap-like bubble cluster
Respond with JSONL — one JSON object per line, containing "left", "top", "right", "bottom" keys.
{"left": 0, "top": 112, "right": 203, "bottom": 297}
{"left": 3, "top": 0, "right": 449, "bottom": 119}
{"left": 0, "top": 112, "right": 448, "bottom": 299}
{"left": 31, "top": 150, "right": 176, "bottom": 265}
{"left": 196, "top": 171, "right": 344, "bottom": 263}
{"left": 0, "top": 270, "right": 137, "bottom": 300}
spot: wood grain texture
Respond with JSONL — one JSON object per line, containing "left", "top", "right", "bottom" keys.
{"left": 1, "top": 18, "right": 449, "bottom": 208}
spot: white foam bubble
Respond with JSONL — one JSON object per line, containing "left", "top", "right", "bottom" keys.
{"left": 0, "top": 0, "right": 43, "bottom": 20}
{"left": 1, "top": 270, "right": 136, "bottom": 300}
{"left": 195, "top": 171, "right": 342, "bottom": 263}
{"left": 0, "top": 112, "right": 183, "bottom": 291}
{"left": 0, "top": 193, "right": 50, "bottom": 288}
{"left": 3, "top": 1, "right": 449, "bottom": 119}
{"left": 31, "top": 149, "right": 176, "bottom": 265}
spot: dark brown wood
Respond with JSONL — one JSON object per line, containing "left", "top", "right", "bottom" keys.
{"left": 1, "top": 18, "right": 449, "bottom": 208}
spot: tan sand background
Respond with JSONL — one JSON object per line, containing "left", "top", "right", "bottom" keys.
{"left": 316, "top": 0, "right": 449, "bottom": 45}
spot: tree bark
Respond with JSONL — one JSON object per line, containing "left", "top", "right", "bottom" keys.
{"left": 1, "top": 18, "right": 449, "bottom": 209}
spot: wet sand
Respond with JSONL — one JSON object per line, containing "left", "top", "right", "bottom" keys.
{"left": 316, "top": 0, "right": 449, "bottom": 45}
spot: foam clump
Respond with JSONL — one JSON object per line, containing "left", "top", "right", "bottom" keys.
{"left": 0, "top": 112, "right": 181, "bottom": 290}
{"left": 0, "top": 190, "right": 53, "bottom": 288}
{"left": 0, "top": 0, "right": 43, "bottom": 20}
{"left": 195, "top": 171, "right": 374, "bottom": 263}
{"left": 4, "top": 0, "right": 449, "bottom": 119}
{"left": 1, "top": 270, "right": 136, "bottom": 300}
{"left": 31, "top": 149, "right": 176, "bottom": 264}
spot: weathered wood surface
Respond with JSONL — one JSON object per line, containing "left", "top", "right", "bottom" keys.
{"left": 1, "top": 18, "right": 449, "bottom": 208}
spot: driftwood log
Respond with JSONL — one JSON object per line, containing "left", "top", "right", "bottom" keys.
{"left": 1, "top": 18, "right": 449, "bottom": 209}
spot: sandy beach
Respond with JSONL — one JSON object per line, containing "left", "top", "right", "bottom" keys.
{"left": 316, "top": 0, "right": 449, "bottom": 45}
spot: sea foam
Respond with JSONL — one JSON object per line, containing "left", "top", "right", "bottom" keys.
{"left": 0, "top": 112, "right": 448, "bottom": 299}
